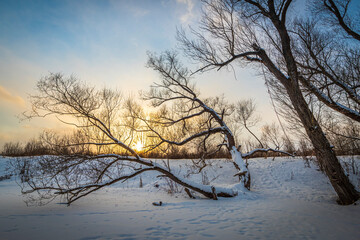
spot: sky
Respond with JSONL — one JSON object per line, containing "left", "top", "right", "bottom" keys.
{"left": 0, "top": 0, "right": 277, "bottom": 148}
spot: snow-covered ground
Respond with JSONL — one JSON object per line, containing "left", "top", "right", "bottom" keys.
{"left": 0, "top": 156, "right": 359, "bottom": 240}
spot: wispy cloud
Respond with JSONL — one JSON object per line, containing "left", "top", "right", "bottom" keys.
{"left": 0, "top": 85, "right": 25, "bottom": 107}
{"left": 129, "top": 7, "right": 149, "bottom": 18}
{"left": 176, "top": 0, "right": 195, "bottom": 23}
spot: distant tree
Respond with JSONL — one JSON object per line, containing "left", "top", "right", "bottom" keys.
{"left": 235, "top": 99, "right": 263, "bottom": 148}
{"left": 261, "top": 123, "right": 283, "bottom": 149}
{"left": 177, "top": 0, "right": 359, "bottom": 204}
{"left": 321, "top": 111, "right": 360, "bottom": 155}
{"left": 1, "top": 142, "right": 23, "bottom": 156}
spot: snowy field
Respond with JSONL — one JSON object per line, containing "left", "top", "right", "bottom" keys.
{"left": 0, "top": 156, "right": 359, "bottom": 240}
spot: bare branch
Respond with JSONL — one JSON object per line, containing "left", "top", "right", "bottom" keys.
{"left": 242, "top": 147, "right": 294, "bottom": 159}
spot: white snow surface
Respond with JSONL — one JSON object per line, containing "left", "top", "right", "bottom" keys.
{"left": 0, "top": 156, "right": 359, "bottom": 240}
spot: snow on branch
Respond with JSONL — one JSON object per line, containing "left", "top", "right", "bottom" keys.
{"left": 242, "top": 148, "right": 295, "bottom": 159}
{"left": 299, "top": 76, "right": 360, "bottom": 122}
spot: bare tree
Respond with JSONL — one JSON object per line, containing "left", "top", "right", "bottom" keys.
{"left": 235, "top": 99, "right": 263, "bottom": 148}
{"left": 291, "top": 0, "right": 360, "bottom": 149}
{"left": 177, "top": 0, "right": 359, "bottom": 204}
{"left": 139, "top": 51, "right": 293, "bottom": 190}
{"left": 261, "top": 123, "right": 283, "bottom": 149}
{"left": 294, "top": 19, "right": 360, "bottom": 122}
{"left": 22, "top": 73, "right": 242, "bottom": 204}
{"left": 313, "top": 0, "right": 360, "bottom": 41}
{"left": 1, "top": 142, "right": 24, "bottom": 156}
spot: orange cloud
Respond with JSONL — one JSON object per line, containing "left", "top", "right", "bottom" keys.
{"left": 0, "top": 85, "right": 25, "bottom": 107}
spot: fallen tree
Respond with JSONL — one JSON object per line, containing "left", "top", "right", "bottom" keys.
{"left": 19, "top": 69, "right": 292, "bottom": 205}
{"left": 138, "top": 51, "right": 293, "bottom": 189}
{"left": 20, "top": 73, "right": 241, "bottom": 204}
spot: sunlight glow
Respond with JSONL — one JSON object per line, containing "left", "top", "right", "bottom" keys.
{"left": 134, "top": 141, "right": 144, "bottom": 152}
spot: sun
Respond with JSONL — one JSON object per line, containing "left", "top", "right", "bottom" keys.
{"left": 134, "top": 141, "right": 144, "bottom": 152}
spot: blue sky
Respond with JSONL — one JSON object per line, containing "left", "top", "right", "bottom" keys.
{"left": 0, "top": 0, "right": 275, "bottom": 147}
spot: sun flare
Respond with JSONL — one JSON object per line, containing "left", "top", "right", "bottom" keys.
{"left": 134, "top": 141, "right": 144, "bottom": 152}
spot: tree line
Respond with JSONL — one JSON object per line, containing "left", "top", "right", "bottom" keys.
{"left": 2, "top": 106, "right": 358, "bottom": 158}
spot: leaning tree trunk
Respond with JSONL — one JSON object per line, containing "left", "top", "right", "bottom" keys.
{"left": 259, "top": 16, "right": 359, "bottom": 204}
{"left": 286, "top": 85, "right": 359, "bottom": 205}
{"left": 261, "top": 46, "right": 358, "bottom": 204}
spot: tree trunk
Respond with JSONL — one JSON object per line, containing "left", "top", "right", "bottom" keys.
{"left": 286, "top": 86, "right": 359, "bottom": 205}
{"left": 229, "top": 147, "right": 250, "bottom": 190}
{"left": 227, "top": 129, "right": 251, "bottom": 189}
{"left": 260, "top": 46, "right": 359, "bottom": 205}
{"left": 259, "top": 13, "right": 360, "bottom": 205}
